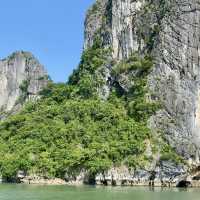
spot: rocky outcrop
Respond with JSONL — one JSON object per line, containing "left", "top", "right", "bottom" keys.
{"left": 84, "top": 0, "right": 200, "bottom": 186}
{"left": 16, "top": 171, "right": 88, "bottom": 185}
{"left": 95, "top": 163, "right": 186, "bottom": 187}
{"left": 20, "top": 176, "right": 67, "bottom": 185}
{"left": 12, "top": 165, "right": 200, "bottom": 187}
{"left": 0, "top": 51, "right": 48, "bottom": 117}
{"left": 24, "top": 163, "right": 185, "bottom": 187}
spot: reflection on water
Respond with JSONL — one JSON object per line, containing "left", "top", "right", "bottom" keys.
{"left": 148, "top": 186, "right": 189, "bottom": 192}
{"left": 0, "top": 184, "right": 199, "bottom": 200}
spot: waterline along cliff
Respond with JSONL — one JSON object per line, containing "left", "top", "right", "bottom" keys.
{"left": 0, "top": 0, "right": 200, "bottom": 187}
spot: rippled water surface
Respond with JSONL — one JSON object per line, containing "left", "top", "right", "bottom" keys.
{"left": 0, "top": 184, "right": 200, "bottom": 200}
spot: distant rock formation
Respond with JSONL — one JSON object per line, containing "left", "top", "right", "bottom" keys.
{"left": 0, "top": 51, "right": 48, "bottom": 116}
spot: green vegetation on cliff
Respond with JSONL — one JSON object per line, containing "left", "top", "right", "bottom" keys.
{"left": 0, "top": 39, "right": 167, "bottom": 181}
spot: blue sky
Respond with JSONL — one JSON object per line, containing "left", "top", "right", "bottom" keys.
{"left": 0, "top": 0, "right": 95, "bottom": 82}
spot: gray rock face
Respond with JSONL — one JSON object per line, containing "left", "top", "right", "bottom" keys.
{"left": 149, "top": 0, "right": 200, "bottom": 162}
{"left": 85, "top": 0, "right": 200, "bottom": 165}
{"left": 0, "top": 51, "right": 48, "bottom": 114}
{"left": 84, "top": 0, "right": 110, "bottom": 49}
{"left": 85, "top": 0, "right": 146, "bottom": 57}
{"left": 95, "top": 162, "right": 186, "bottom": 187}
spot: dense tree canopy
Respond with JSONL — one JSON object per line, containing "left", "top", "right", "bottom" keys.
{"left": 0, "top": 39, "right": 179, "bottom": 181}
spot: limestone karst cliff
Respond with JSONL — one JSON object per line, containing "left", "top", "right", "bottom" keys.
{"left": 85, "top": 0, "right": 200, "bottom": 164}
{"left": 77, "top": 0, "right": 200, "bottom": 186}
{"left": 1, "top": 0, "right": 200, "bottom": 187}
{"left": 0, "top": 51, "right": 48, "bottom": 117}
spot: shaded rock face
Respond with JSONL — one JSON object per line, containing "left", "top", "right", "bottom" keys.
{"left": 85, "top": 0, "right": 200, "bottom": 163}
{"left": 0, "top": 51, "right": 48, "bottom": 114}
{"left": 95, "top": 163, "right": 186, "bottom": 187}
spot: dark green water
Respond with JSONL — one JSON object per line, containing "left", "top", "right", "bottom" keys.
{"left": 0, "top": 184, "right": 200, "bottom": 200}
